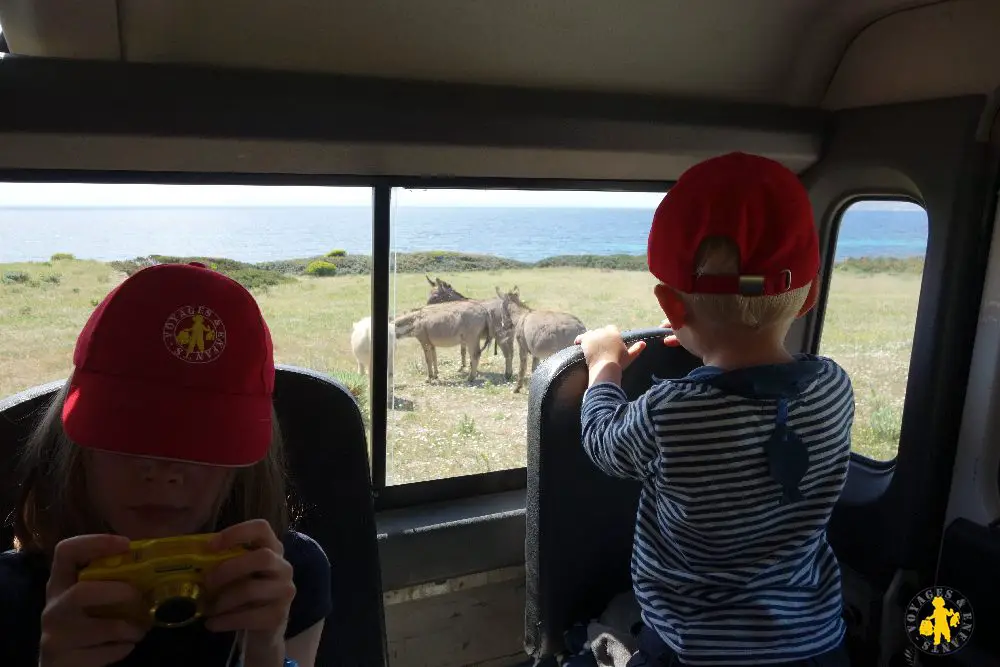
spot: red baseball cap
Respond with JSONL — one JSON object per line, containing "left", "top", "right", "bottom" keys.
{"left": 62, "top": 262, "right": 275, "bottom": 467}
{"left": 647, "top": 152, "right": 819, "bottom": 295}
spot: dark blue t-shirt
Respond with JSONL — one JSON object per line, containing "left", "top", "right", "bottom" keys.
{"left": 0, "top": 530, "right": 332, "bottom": 667}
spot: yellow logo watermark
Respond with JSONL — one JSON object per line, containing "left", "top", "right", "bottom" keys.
{"left": 162, "top": 305, "right": 227, "bottom": 364}
{"left": 905, "top": 587, "right": 974, "bottom": 656}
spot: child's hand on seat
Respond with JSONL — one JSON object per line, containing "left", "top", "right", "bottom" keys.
{"left": 40, "top": 535, "right": 146, "bottom": 667}
{"left": 575, "top": 325, "right": 646, "bottom": 386}
{"left": 205, "top": 519, "right": 296, "bottom": 666}
{"left": 658, "top": 318, "right": 681, "bottom": 347}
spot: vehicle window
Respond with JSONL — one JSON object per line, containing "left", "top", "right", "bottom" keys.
{"left": 387, "top": 188, "right": 665, "bottom": 484}
{"left": 0, "top": 182, "right": 374, "bottom": 409}
{"left": 817, "top": 199, "right": 929, "bottom": 461}
{"left": 1, "top": 185, "right": 930, "bottom": 480}
{"left": 1, "top": 182, "right": 671, "bottom": 491}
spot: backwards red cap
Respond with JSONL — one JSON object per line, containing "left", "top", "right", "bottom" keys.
{"left": 647, "top": 152, "right": 819, "bottom": 295}
{"left": 62, "top": 262, "right": 275, "bottom": 467}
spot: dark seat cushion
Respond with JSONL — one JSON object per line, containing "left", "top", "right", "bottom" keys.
{"left": 523, "top": 328, "right": 702, "bottom": 660}
{"left": 0, "top": 365, "right": 387, "bottom": 667}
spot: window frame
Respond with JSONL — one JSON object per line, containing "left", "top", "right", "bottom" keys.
{"left": 0, "top": 168, "right": 670, "bottom": 511}
{"left": 370, "top": 180, "right": 672, "bottom": 509}
{"left": 809, "top": 193, "right": 929, "bottom": 471}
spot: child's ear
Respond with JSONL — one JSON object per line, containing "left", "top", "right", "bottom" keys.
{"left": 654, "top": 283, "right": 687, "bottom": 328}
{"left": 797, "top": 279, "right": 820, "bottom": 317}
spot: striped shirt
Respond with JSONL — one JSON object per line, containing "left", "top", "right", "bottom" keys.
{"left": 581, "top": 354, "right": 854, "bottom": 665}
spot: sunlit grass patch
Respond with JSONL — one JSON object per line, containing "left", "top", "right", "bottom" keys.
{"left": 1, "top": 258, "right": 922, "bottom": 481}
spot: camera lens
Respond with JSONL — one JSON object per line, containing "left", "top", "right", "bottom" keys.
{"left": 153, "top": 597, "right": 199, "bottom": 626}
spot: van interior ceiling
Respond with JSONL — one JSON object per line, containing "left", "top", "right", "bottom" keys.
{"left": 0, "top": 0, "right": 999, "bottom": 666}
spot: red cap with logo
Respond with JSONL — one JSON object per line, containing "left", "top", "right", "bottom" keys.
{"left": 62, "top": 262, "right": 275, "bottom": 467}
{"left": 647, "top": 152, "right": 819, "bottom": 295}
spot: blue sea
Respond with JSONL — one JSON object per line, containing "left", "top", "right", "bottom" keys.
{"left": 0, "top": 205, "right": 928, "bottom": 264}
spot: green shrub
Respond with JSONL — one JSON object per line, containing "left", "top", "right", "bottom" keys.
{"left": 50, "top": 253, "right": 75, "bottom": 261}
{"left": 395, "top": 252, "right": 526, "bottom": 274}
{"left": 456, "top": 414, "right": 479, "bottom": 437}
{"left": 534, "top": 254, "right": 647, "bottom": 271}
{"left": 40, "top": 273, "right": 62, "bottom": 285}
{"left": 835, "top": 256, "right": 924, "bottom": 274}
{"left": 326, "top": 249, "right": 347, "bottom": 257}
{"left": 254, "top": 259, "right": 307, "bottom": 275}
{"left": 305, "top": 260, "right": 338, "bottom": 277}
{"left": 228, "top": 268, "right": 293, "bottom": 291}
{"left": 109, "top": 255, "right": 291, "bottom": 291}
{"left": 328, "top": 370, "right": 370, "bottom": 429}
{"left": 853, "top": 394, "right": 903, "bottom": 461}
{"left": 109, "top": 256, "right": 158, "bottom": 276}
{"left": 2, "top": 271, "right": 31, "bottom": 285}
{"left": 329, "top": 370, "right": 367, "bottom": 402}
{"left": 151, "top": 255, "right": 248, "bottom": 274}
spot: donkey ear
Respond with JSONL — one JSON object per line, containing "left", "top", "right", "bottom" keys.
{"left": 426, "top": 274, "right": 435, "bottom": 286}
{"left": 512, "top": 285, "right": 519, "bottom": 295}
{"left": 495, "top": 286, "right": 503, "bottom": 297}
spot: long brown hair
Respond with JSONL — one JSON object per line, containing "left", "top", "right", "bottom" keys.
{"left": 13, "top": 382, "right": 291, "bottom": 556}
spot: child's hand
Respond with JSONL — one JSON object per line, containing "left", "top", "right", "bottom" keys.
{"left": 574, "top": 325, "right": 646, "bottom": 376}
{"left": 205, "top": 519, "right": 295, "bottom": 666}
{"left": 658, "top": 317, "right": 681, "bottom": 347}
{"left": 40, "top": 534, "right": 147, "bottom": 667}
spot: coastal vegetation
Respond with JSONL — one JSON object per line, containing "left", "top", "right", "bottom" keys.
{"left": 1, "top": 252, "right": 924, "bottom": 481}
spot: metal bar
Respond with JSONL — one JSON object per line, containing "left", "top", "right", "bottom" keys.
{"left": 0, "top": 167, "right": 671, "bottom": 194}
{"left": 370, "top": 185, "right": 392, "bottom": 492}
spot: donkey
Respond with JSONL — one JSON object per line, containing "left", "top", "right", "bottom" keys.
{"left": 393, "top": 300, "right": 495, "bottom": 382}
{"left": 425, "top": 275, "right": 475, "bottom": 369}
{"left": 498, "top": 287, "right": 587, "bottom": 393}
{"left": 426, "top": 275, "right": 466, "bottom": 303}
{"left": 350, "top": 316, "right": 397, "bottom": 378}
{"left": 425, "top": 275, "right": 514, "bottom": 380}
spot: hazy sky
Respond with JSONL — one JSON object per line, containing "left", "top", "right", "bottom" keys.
{"left": 0, "top": 181, "right": 922, "bottom": 211}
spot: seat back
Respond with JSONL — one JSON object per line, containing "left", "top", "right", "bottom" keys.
{"left": 273, "top": 366, "right": 387, "bottom": 667}
{"left": 0, "top": 380, "right": 65, "bottom": 551}
{"left": 523, "top": 329, "right": 702, "bottom": 660}
{"left": 0, "top": 366, "right": 387, "bottom": 667}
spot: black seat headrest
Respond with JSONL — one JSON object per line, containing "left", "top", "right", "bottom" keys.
{"left": 523, "top": 329, "right": 702, "bottom": 660}
{"left": 0, "top": 366, "right": 387, "bottom": 667}
{"left": 0, "top": 379, "right": 64, "bottom": 549}
{"left": 272, "top": 366, "right": 387, "bottom": 667}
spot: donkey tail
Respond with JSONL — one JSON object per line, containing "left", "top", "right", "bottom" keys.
{"left": 480, "top": 312, "right": 495, "bottom": 354}
{"left": 490, "top": 310, "right": 502, "bottom": 356}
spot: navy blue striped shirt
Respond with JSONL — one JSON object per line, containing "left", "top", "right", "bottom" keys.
{"left": 582, "top": 354, "right": 853, "bottom": 665}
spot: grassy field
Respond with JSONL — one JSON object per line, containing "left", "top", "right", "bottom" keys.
{"left": 1, "top": 255, "right": 922, "bottom": 482}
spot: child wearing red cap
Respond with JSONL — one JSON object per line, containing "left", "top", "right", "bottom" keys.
{"left": 576, "top": 153, "right": 854, "bottom": 666}
{"left": 0, "top": 263, "right": 330, "bottom": 667}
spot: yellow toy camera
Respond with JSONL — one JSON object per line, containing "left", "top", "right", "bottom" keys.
{"left": 78, "top": 533, "right": 248, "bottom": 628}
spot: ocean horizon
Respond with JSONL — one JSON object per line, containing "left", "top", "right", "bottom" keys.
{"left": 0, "top": 205, "right": 929, "bottom": 264}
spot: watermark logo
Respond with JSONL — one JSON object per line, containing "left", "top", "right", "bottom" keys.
{"left": 163, "top": 305, "right": 227, "bottom": 364}
{"left": 905, "top": 586, "right": 974, "bottom": 656}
